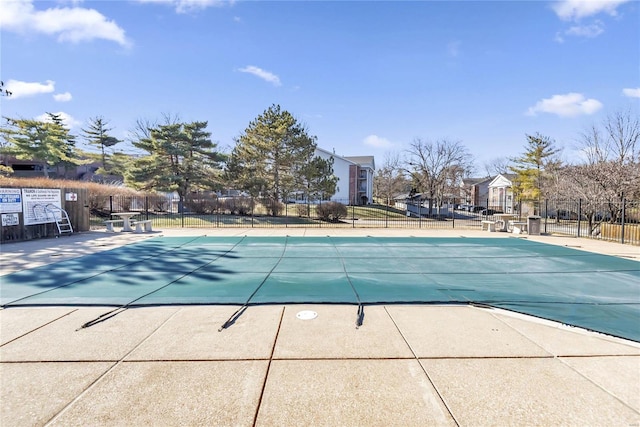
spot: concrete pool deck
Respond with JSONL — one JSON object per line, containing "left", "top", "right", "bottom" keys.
{"left": 1, "top": 229, "right": 639, "bottom": 426}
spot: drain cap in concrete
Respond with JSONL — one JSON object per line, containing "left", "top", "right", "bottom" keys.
{"left": 296, "top": 310, "right": 318, "bottom": 320}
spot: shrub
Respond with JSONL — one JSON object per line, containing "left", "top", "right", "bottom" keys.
{"left": 316, "top": 201, "right": 347, "bottom": 222}
{"left": 262, "top": 198, "right": 284, "bottom": 216}
{"left": 185, "top": 196, "right": 218, "bottom": 214}
{"left": 148, "top": 194, "right": 169, "bottom": 212}
{"left": 221, "top": 196, "right": 254, "bottom": 215}
{"left": 296, "top": 204, "right": 309, "bottom": 217}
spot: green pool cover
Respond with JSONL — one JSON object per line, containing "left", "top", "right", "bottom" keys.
{"left": 2, "top": 236, "right": 639, "bottom": 341}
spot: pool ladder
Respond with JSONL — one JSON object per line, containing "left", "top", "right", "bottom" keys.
{"left": 32, "top": 203, "right": 74, "bottom": 235}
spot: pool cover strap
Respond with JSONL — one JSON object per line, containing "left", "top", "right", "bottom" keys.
{"left": 7, "top": 235, "right": 207, "bottom": 308}
{"left": 219, "top": 236, "right": 289, "bottom": 331}
{"left": 78, "top": 235, "right": 248, "bottom": 330}
{"left": 330, "top": 235, "right": 364, "bottom": 327}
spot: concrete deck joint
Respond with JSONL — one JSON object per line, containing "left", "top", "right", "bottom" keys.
{"left": 252, "top": 306, "right": 286, "bottom": 426}
{"left": 383, "top": 305, "right": 462, "bottom": 426}
{"left": 42, "top": 307, "right": 183, "bottom": 426}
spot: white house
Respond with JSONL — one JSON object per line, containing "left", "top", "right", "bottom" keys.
{"left": 488, "top": 174, "right": 516, "bottom": 213}
{"left": 314, "top": 148, "right": 375, "bottom": 205}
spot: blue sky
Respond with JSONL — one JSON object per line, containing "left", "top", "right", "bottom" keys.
{"left": 1, "top": 0, "right": 638, "bottom": 173}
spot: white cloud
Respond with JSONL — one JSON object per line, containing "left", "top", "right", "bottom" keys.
{"left": 53, "top": 92, "right": 73, "bottom": 102}
{"left": 554, "top": 32, "right": 566, "bottom": 43}
{"left": 238, "top": 65, "right": 281, "bottom": 86}
{"left": 556, "top": 20, "right": 605, "bottom": 42}
{"left": 4, "top": 79, "right": 55, "bottom": 99}
{"left": 565, "top": 21, "right": 605, "bottom": 37}
{"left": 36, "top": 111, "right": 82, "bottom": 129}
{"left": 0, "top": 0, "right": 130, "bottom": 46}
{"left": 527, "top": 93, "right": 603, "bottom": 118}
{"left": 135, "top": 0, "right": 232, "bottom": 14}
{"left": 363, "top": 135, "right": 394, "bottom": 148}
{"left": 552, "top": 0, "right": 630, "bottom": 21}
{"left": 622, "top": 87, "right": 640, "bottom": 98}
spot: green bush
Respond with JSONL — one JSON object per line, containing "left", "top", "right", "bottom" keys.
{"left": 316, "top": 201, "right": 347, "bottom": 222}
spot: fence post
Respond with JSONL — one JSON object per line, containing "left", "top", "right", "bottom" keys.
{"left": 352, "top": 204, "right": 355, "bottom": 228}
{"left": 145, "top": 196, "right": 149, "bottom": 220}
{"left": 577, "top": 199, "right": 582, "bottom": 238}
{"left": 181, "top": 196, "right": 185, "bottom": 228}
{"left": 544, "top": 199, "right": 548, "bottom": 234}
{"left": 285, "top": 201, "right": 288, "bottom": 229}
{"left": 621, "top": 197, "right": 626, "bottom": 245}
{"left": 251, "top": 198, "right": 255, "bottom": 228}
{"left": 418, "top": 201, "right": 422, "bottom": 229}
{"left": 385, "top": 201, "right": 389, "bottom": 228}
{"left": 109, "top": 195, "right": 113, "bottom": 214}
{"left": 451, "top": 201, "right": 455, "bottom": 229}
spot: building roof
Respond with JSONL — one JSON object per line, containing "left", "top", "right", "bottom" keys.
{"left": 344, "top": 156, "right": 375, "bottom": 170}
{"left": 462, "top": 177, "right": 493, "bottom": 186}
{"left": 315, "top": 148, "right": 376, "bottom": 171}
{"left": 489, "top": 173, "right": 516, "bottom": 187}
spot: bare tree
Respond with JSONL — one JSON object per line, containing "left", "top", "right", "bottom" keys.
{"left": 605, "top": 109, "right": 640, "bottom": 164}
{"left": 576, "top": 108, "right": 640, "bottom": 200}
{"left": 555, "top": 109, "right": 640, "bottom": 235}
{"left": 482, "top": 156, "right": 511, "bottom": 178}
{"left": 405, "top": 138, "right": 473, "bottom": 215}
{"left": 373, "top": 151, "right": 408, "bottom": 205}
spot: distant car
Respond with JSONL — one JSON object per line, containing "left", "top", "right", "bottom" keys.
{"left": 471, "top": 206, "right": 485, "bottom": 213}
{"left": 480, "top": 209, "right": 503, "bottom": 215}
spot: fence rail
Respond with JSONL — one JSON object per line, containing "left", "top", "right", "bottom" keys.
{"left": 87, "top": 195, "right": 639, "bottom": 245}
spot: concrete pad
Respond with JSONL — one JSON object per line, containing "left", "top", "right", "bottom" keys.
{"left": 0, "top": 307, "right": 178, "bottom": 361}
{"left": 386, "top": 305, "right": 551, "bottom": 357}
{"left": 126, "top": 305, "right": 282, "bottom": 360}
{"left": 561, "top": 355, "right": 640, "bottom": 411}
{"left": 48, "top": 360, "right": 267, "bottom": 427}
{"left": 1, "top": 361, "right": 113, "bottom": 427}
{"left": 273, "top": 305, "right": 413, "bottom": 359}
{"left": 0, "top": 232, "right": 155, "bottom": 274}
{"left": 420, "top": 357, "right": 640, "bottom": 426}
{"left": 0, "top": 307, "right": 76, "bottom": 345}
{"left": 256, "top": 359, "right": 455, "bottom": 426}
{"left": 491, "top": 310, "right": 640, "bottom": 356}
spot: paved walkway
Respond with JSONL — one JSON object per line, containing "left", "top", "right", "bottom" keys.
{"left": 1, "top": 229, "right": 639, "bottom": 426}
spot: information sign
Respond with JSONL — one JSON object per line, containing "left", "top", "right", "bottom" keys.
{"left": 22, "top": 188, "right": 62, "bottom": 225}
{"left": 0, "top": 188, "right": 22, "bottom": 213}
{"left": 1, "top": 213, "right": 19, "bottom": 226}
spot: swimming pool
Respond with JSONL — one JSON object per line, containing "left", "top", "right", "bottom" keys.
{"left": 2, "top": 236, "right": 639, "bottom": 341}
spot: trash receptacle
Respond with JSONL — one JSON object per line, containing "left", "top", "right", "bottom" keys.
{"left": 527, "top": 215, "right": 541, "bottom": 235}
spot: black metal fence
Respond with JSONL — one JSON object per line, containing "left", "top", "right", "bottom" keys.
{"left": 89, "top": 194, "right": 640, "bottom": 245}
{"left": 537, "top": 198, "right": 639, "bottom": 245}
